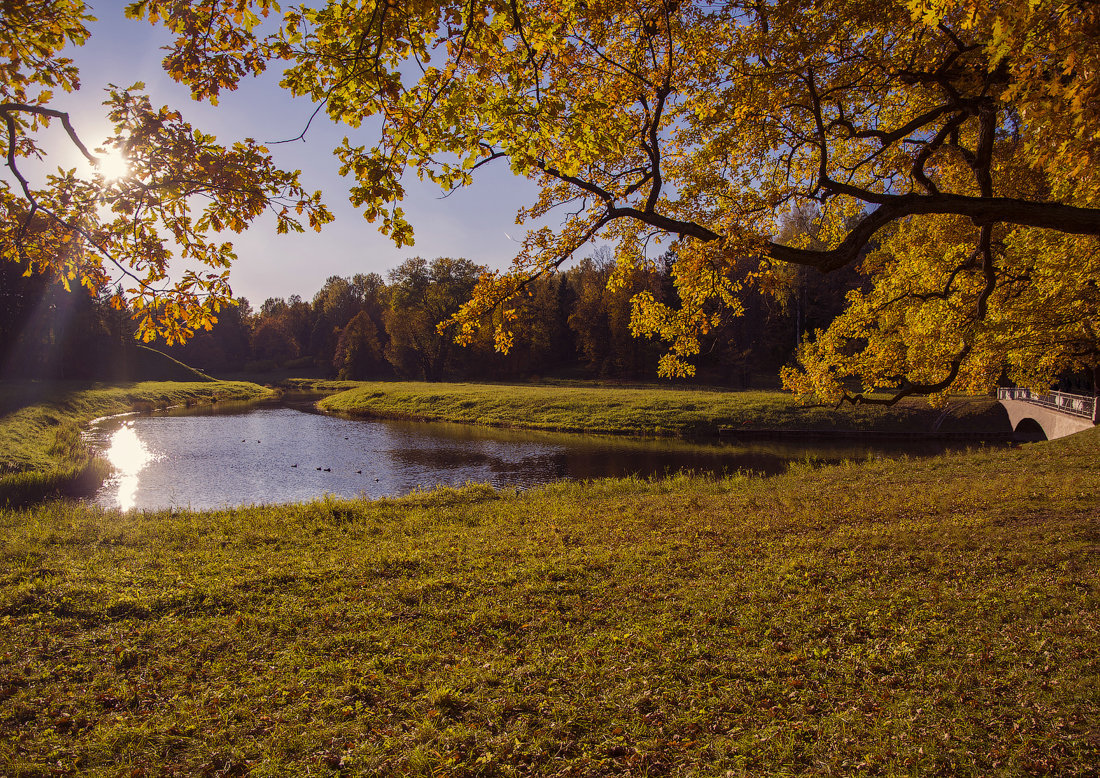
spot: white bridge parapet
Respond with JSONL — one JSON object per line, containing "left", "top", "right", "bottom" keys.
{"left": 997, "top": 388, "right": 1099, "bottom": 440}
{"left": 997, "top": 388, "right": 1098, "bottom": 422}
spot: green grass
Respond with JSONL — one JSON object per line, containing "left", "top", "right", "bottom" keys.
{"left": 317, "top": 381, "right": 1009, "bottom": 437}
{"left": 1, "top": 429, "right": 1097, "bottom": 775}
{"left": 0, "top": 381, "right": 275, "bottom": 504}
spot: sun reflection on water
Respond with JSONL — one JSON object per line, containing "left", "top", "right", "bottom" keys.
{"left": 105, "top": 422, "right": 156, "bottom": 511}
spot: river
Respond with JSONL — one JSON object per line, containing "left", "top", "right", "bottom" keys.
{"left": 83, "top": 400, "right": 985, "bottom": 511}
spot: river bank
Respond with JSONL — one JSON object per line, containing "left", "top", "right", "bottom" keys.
{"left": 0, "top": 381, "right": 275, "bottom": 504}
{"left": 1, "top": 426, "right": 1097, "bottom": 774}
{"left": 312, "top": 380, "right": 1010, "bottom": 437}
{"left": 1, "top": 380, "right": 1007, "bottom": 506}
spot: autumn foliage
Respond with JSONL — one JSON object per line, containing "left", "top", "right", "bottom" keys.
{"left": 6, "top": 0, "right": 1100, "bottom": 396}
{"left": 1, "top": 1, "right": 331, "bottom": 344}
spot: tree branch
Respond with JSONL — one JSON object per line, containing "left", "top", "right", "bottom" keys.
{"left": 1, "top": 102, "right": 99, "bottom": 162}
{"left": 765, "top": 194, "right": 1100, "bottom": 271}
{"left": 839, "top": 344, "right": 972, "bottom": 406}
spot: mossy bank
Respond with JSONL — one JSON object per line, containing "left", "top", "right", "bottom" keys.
{"left": 1, "top": 427, "right": 1097, "bottom": 774}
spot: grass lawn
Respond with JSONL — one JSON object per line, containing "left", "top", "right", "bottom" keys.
{"left": 0, "top": 381, "right": 274, "bottom": 505}
{"left": 1, "top": 425, "right": 1097, "bottom": 774}
{"left": 314, "top": 380, "right": 1010, "bottom": 437}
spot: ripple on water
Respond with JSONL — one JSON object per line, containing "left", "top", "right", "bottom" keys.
{"left": 83, "top": 403, "right": 977, "bottom": 511}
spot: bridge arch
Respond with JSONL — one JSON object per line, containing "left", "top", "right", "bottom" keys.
{"left": 1011, "top": 416, "right": 1047, "bottom": 442}
{"left": 997, "top": 389, "right": 1096, "bottom": 441}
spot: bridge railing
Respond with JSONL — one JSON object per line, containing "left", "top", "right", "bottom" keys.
{"left": 997, "top": 387, "right": 1098, "bottom": 422}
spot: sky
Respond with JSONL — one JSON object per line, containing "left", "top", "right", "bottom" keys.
{"left": 53, "top": 4, "right": 550, "bottom": 306}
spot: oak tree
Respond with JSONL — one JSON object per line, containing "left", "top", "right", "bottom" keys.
{"left": 242, "top": 0, "right": 1097, "bottom": 399}
{"left": 13, "top": 0, "right": 1100, "bottom": 397}
{"left": 270, "top": 0, "right": 1100, "bottom": 402}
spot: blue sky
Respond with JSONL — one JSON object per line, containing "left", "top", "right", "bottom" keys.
{"left": 61, "top": 5, "right": 545, "bottom": 305}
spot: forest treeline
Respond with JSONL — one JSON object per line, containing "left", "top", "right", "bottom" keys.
{"left": 0, "top": 248, "right": 862, "bottom": 385}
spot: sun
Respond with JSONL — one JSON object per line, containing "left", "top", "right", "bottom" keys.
{"left": 95, "top": 148, "right": 131, "bottom": 181}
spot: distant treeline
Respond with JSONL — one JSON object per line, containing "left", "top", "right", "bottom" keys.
{"left": 0, "top": 257, "right": 135, "bottom": 380}
{"left": 0, "top": 248, "right": 863, "bottom": 384}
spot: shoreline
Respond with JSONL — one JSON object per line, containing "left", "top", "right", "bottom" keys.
{"left": 0, "top": 380, "right": 275, "bottom": 505}
{"left": 316, "top": 380, "right": 1013, "bottom": 439}
{"left": 719, "top": 426, "right": 1015, "bottom": 441}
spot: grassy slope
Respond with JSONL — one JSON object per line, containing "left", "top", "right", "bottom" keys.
{"left": 114, "top": 345, "right": 216, "bottom": 383}
{"left": 0, "top": 381, "right": 275, "bottom": 504}
{"left": 317, "top": 381, "right": 1009, "bottom": 436}
{"left": 1, "top": 431, "right": 1097, "bottom": 775}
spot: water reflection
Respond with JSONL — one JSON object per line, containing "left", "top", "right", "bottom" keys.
{"left": 83, "top": 403, "right": 988, "bottom": 511}
{"left": 102, "top": 422, "right": 158, "bottom": 511}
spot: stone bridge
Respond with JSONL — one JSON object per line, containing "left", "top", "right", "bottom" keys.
{"left": 997, "top": 388, "right": 1098, "bottom": 441}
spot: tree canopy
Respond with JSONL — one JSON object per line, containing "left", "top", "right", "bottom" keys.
{"left": 1, "top": 0, "right": 332, "bottom": 344}
{"left": 7, "top": 0, "right": 1100, "bottom": 396}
